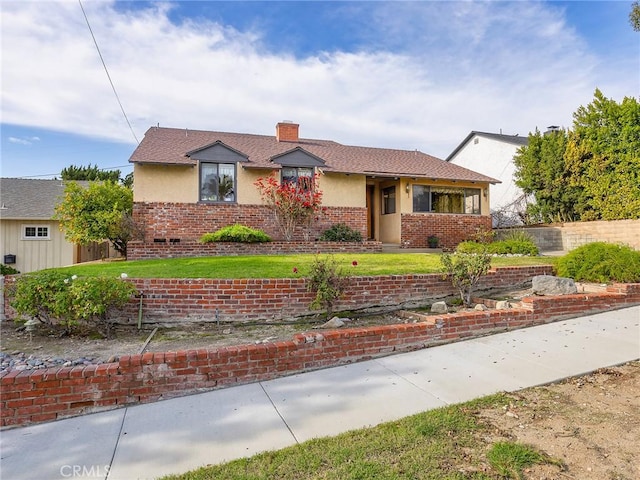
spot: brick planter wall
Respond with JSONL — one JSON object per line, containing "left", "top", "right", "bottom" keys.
{"left": 2, "top": 282, "right": 639, "bottom": 428}
{"left": 128, "top": 240, "right": 382, "bottom": 261}
{"left": 2, "top": 267, "right": 553, "bottom": 325}
{"left": 400, "top": 213, "right": 492, "bottom": 249}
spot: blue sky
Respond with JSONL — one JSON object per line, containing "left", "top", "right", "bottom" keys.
{"left": 2, "top": 1, "right": 638, "bottom": 179}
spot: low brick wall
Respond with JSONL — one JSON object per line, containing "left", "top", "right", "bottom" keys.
{"left": 2, "top": 282, "right": 639, "bottom": 428}
{"left": 128, "top": 240, "right": 382, "bottom": 260}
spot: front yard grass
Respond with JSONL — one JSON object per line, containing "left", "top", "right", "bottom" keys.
{"left": 55, "top": 253, "right": 555, "bottom": 279}
{"left": 160, "top": 394, "right": 561, "bottom": 480}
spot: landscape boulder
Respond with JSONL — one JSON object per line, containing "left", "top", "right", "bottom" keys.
{"left": 532, "top": 275, "right": 577, "bottom": 296}
{"left": 431, "top": 301, "right": 449, "bottom": 314}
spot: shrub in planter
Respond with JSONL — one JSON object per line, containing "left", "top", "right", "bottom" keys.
{"left": 200, "top": 224, "right": 271, "bottom": 243}
{"left": 441, "top": 249, "right": 492, "bottom": 306}
{"left": 556, "top": 242, "right": 640, "bottom": 283}
{"left": 319, "top": 223, "right": 363, "bottom": 242}
{"left": 9, "top": 271, "right": 137, "bottom": 336}
{"left": 306, "top": 255, "right": 349, "bottom": 316}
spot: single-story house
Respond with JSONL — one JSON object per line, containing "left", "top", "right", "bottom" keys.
{"left": 0, "top": 178, "right": 111, "bottom": 273}
{"left": 446, "top": 131, "right": 528, "bottom": 226}
{"left": 128, "top": 122, "right": 499, "bottom": 252}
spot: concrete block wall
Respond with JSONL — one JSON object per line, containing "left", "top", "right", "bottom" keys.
{"left": 499, "top": 219, "right": 640, "bottom": 252}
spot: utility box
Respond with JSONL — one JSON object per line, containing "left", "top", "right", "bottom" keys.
{"left": 3, "top": 254, "right": 16, "bottom": 264}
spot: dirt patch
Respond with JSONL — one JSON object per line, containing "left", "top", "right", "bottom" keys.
{"left": 0, "top": 312, "right": 412, "bottom": 368}
{"left": 480, "top": 362, "right": 640, "bottom": 480}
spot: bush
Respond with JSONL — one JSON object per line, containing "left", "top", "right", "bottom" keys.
{"left": 319, "top": 223, "right": 363, "bottom": 242}
{"left": 1, "top": 264, "right": 20, "bottom": 275}
{"left": 441, "top": 250, "right": 492, "bottom": 306}
{"left": 556, "top": 242, "right": 640, "bottom": 283}
{"left": 306, "top": 255, "right": 348, "bottom": 316}
{"left": 9, "top": 271, "right": 137, "bottom": 336}
{"left": 456, "top": 238, "right": 539, "bottom": 256}
{"left": 200, "top": 224, "right": 271, "bottom": 243}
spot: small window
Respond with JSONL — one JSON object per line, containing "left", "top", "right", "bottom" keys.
{"left": 382, "top": 186, "right": 396, "bottom": 214}
{"left": 412, "top": 185, "right": 431, "bottom": 212}
{"left": 23, "top": 225, "right": 50, "bottom": 240}
{"left": 282, "top": 167, "right": 314, "bottom": 191}
{"left": 200, "top": 163, "right": 236, "bottom": 202}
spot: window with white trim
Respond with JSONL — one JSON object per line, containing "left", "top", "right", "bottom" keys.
{"left": 23, "top": 225, "right": 50, "bottom": 240}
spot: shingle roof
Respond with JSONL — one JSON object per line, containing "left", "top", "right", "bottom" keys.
{"left": 130, "top": 126, "right": 499, "bottom": 184}
{"left": 445, "top": 131, "right": 528, "bottom": 162}
{"left": 0, "top": 178, "right": 87, "bottom": 220}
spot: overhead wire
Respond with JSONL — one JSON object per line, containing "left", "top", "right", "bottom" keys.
{"left": 78, "top": 0, "right": 139, "bottom": 145}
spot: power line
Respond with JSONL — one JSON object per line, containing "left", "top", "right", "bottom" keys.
{"left": 78, "top": 0, "right": 139, "bottom": 145}
{"left": 13, "top": 165, "right": 133, "bottom": 179}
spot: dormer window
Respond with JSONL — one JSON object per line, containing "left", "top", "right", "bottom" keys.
{"left": 200, "top": 163, "right": 235, "bottom": 202}
{"left": 282, "top": 167, "right": 314, "bottom": 191}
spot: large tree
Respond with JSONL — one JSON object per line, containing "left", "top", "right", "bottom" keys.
{"left": 54, "top": 181, "right": 136, "bottom": 258}
{"left": 513, "top": 90, "right": 640, "bottom": 223}
{"left": 513, "top": 128, "right": 578, "bottom": 223}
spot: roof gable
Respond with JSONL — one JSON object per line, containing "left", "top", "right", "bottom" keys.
{"left": 186, "top": 141, "right": 249, "bottom": 162}
{"left": 270, "top": 147, "right": 326, "bottom": 167}
{"left": 446, "top": 131, "right": 528, "bottom": 162}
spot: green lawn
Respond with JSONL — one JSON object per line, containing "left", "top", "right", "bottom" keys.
{"left": 54, "top": 253, "right": 555, "bottom": 279}
{"left": 159, "top": 394, "right": 561, "bottom": 480}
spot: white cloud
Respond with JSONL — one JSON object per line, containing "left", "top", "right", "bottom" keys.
{"left": 7, "top": 136, "right": 40, "bottom": 145}
{"left": 1, "top": 1, "right": 637, "bottom": 159}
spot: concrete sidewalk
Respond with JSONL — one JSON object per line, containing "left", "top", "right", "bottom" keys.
{"left": 2, "top": 306, "right": 639, "bottom": 480}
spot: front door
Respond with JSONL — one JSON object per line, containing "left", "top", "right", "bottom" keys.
{"left": 366, "top": 185, "right": 375, "bottom": 240}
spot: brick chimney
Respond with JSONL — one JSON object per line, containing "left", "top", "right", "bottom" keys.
{"left": 276, "top": 121, "right": 299, "bottom": 142}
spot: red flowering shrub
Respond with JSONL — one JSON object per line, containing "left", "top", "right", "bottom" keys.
{"left": 254, "top": 173, "right": 323, "bottom": 241}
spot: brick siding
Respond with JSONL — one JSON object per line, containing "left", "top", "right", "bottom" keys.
{"left": 401, "top": 213, "right": 492, "bottom": 249}
{"left": 2, "top": 280, "right": 639, "bottom": 428}
{"left": 132, "top": 202, "right": 367, "bottom": 244}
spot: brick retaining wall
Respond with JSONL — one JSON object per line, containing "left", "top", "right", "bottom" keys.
{"left": 2, "top": 281, "right": 639, "bottom": 428}
{"left": 3, "top": 266, "right": 555, "bottom": 324}
{"left": 128, "top": 240, "right": 382, "bottom": 261}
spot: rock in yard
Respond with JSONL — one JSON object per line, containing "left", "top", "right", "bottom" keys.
{"left": 319, "top": 317, "right": 345, "bottom": 329}
{"left": 474, "top": 304, "right": 488, "bottom": 311}
{"left": 532, "top": 275, "right": 577, "bottom": 296}
{"left": 431, "top": 301, "right": 448, "bottom": 314}
{"left": 495, "top": 300, "right": 511, "bottom": 310}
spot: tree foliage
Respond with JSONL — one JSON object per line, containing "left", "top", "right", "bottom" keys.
{"left": 54, "top": 181, "right": 136, "bottom": 257}
{"left": 630, "top": 1, "right": 640, "bottom": 31}
{"left": 254, "top": 173, "right": 323, "bottom": 241}
{"left": 513, "top": 90, "right": 640, "bottom": 223}
{"left": 61, "top": 164, "right": 121, "bottom": 183}
{"left": 440, "top": 249, "right": 492, "bottom": 307}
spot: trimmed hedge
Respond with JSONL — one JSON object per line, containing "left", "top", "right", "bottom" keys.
{"left": 200, "top": 224, "right": 271, "bottom": 243}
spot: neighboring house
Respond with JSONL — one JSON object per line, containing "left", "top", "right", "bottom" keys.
{"left": 446, "top": 131, "right": 528, "bottom": 226}
{"left": 0, "top": 178, "right": 109, "bottom": 273}
{"left": 129, "top": 122, "right": 499, "bottom": 251}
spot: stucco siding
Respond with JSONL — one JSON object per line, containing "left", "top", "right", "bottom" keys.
{"left": 0, "top": 220, "right": 74, "bottom": 273}
{"left": 133, "top": 164, "right": 198, "bottom": 203}
{"left": 319, "top": 173, "right": 365, "bottom": 208}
